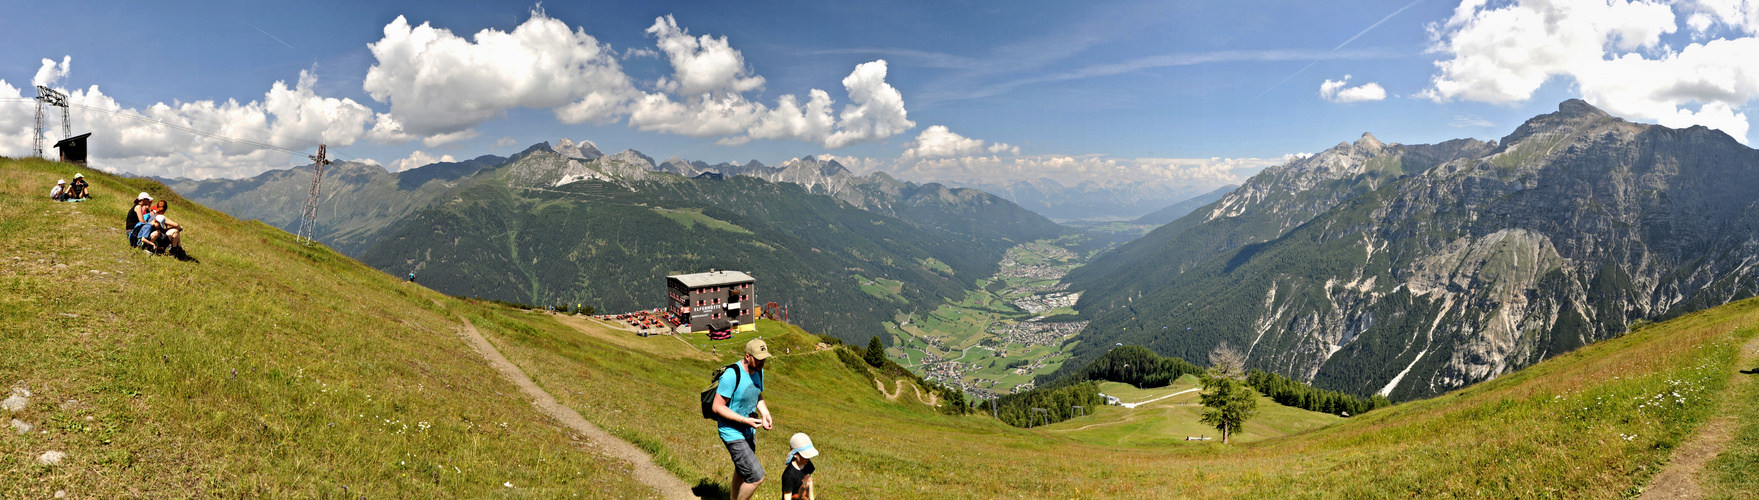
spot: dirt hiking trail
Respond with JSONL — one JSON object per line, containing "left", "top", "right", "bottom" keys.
{"left": 874, "top": 378, "right": 939, "bottom": 406}
{"left": 457, "top": 316, "right": 697, "bottom": 499}
{"left": 1640, "top": 331, "right": 1759, "bottom": 499}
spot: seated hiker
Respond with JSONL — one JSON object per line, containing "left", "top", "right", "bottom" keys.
{"left": 49, "top": 179, "right": 67, "bottom": 201}
{"left": 781, "top": 433, "right": 818, "bottom": 500}
{"left": 68, "top": 174, "right": 89, "bottom": 199}
{"left": 125, "top": 192, "right": 152, "bottom": 246}
{"left": 145, "top": 200, "right": 185, "bottom": 254}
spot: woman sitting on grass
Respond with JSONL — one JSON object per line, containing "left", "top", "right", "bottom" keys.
{"left": 68, "top": 173, "right": 89, "bottom": 199}
{"left": 125, "top": 192, "right": 152, "bottom": 246}
{"left": 145, "top": 200, "right": 185, "bottom": 255}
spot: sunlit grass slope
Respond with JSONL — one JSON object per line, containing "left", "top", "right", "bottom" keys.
{"left": 0, "top": 158, "right": 650, "bottom": 497}
{"left": 7, "top": 157, "right": 1755, "bottom": 498}
{"left": 1036, "top": 378, "right": 1342, "bottom": 446}
{"left": 469, "top": 254, "right": 1759, "bottom": 498}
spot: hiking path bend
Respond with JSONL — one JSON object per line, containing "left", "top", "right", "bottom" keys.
{"left": 1638, "top": 329, "right": 1759, "bottom": 499}
{"left": 456, "top": 315, "right": 697, "bottom": 499}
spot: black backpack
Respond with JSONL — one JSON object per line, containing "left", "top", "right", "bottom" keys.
{"left": 700, "top": 362, "right": 761, "bottom": 420}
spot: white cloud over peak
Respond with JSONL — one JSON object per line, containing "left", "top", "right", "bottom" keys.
{"left": 645, "top": 15, "right": 765, "bottom": 96}
{"left": 1319, "top": 75, "right": 1387, "bottom": 102}
{"left": 363, "top": 12, "right": 914, "bottom": 150}
{"left": 902, "top": 125, "right": 1018, "bottom": 159}
{"left": 628, "top": 57, "right": 914, "bottom": 148}
{"left": 1422, "top": 0, "right": 1759, "bottom": 142}
{"left": 389, "top": 150, "right": 456, "bottom": 172}
{"left": 823, "top": 60, "right": 916, "bottom": 148}
{"left": 362, "top": 12, "right": 639, "bottom": 138}
{"left": 1, "top": 63, "right": 383, "bottom": 179}
{"left": 32, "top": 56, "right": 70, "bottom": 88}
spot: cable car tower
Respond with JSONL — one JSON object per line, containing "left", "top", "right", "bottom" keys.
{"left": 34, "top": 85, "right": 70, "bottom": 158}
{"left": 295, "top": 144, "right": 331, "bottom": 245}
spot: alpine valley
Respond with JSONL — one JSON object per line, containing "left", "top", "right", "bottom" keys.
{"left": 170, "top": 100, "right": 1759, "bottom": 402}
{"left": 167, "top": 139, "right": 1072, "bottom": 345}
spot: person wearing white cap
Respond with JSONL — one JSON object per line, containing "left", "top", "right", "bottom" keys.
{"left": 50, "top": 179, "right": 68, "bottom": 201}
{"left": 712, "top": 338, "right": 774, "bottom": 500}
{"left": 781, "top": 432, "right": 818, "bottom": 500}
{"left": 68, "top": 173, "right": 89, "bottom": 199}
{"left": 126, "top": 193, "right": 154, "bottom": 247}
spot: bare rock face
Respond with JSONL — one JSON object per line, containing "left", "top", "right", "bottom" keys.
{"left": 1064, "top": 99, "right": 1759, "bottom": 400}
{"left": 553, "top": 138, "right": 604, "bottom": 161}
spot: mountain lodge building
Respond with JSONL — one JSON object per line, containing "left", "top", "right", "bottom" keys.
{"left": 666, "top": 270, "right": 756, "bottom": 334}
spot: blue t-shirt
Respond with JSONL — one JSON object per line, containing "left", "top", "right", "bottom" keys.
{"left": 715, "top": 362, "right": 764, "bottom": 442}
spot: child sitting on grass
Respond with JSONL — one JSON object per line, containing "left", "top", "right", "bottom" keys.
{"left": 144, "top": 200, "right": 186, "bottom": 256}
{"left": 781, "top": 433, "right": 818, "bottom": 500}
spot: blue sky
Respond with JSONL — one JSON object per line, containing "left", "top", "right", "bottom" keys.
{"left": 4, "top": 0, "right": 1757, "bottom": 190}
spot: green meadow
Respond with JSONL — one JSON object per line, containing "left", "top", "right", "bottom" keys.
{"left": 5, "top": 157, "right": 1757, "bottom": 498}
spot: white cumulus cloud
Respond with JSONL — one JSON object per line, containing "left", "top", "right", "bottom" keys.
{"left": 1, "top": 61, "right": 383, "bottom": 179}
{"left": 388, "top": 150, "right": 456, "bottom": 172}
{"left": 1319, "top": 75, "right": 1387, "bottom": 102}
{"left": 32, "top": 56, "right": 70, "bottom": 88}
{"left": 1682, "top": 0, "right": 1759, "bottom": 34}
{"left": 902, "top": 125, "right": 1018, "bottom": 159}
{"left": 362, "top": 11, "right": 639, "bottom": 138}
{"left": 646, "top": 15, "right": 765, "bottom": 96}
{"left": 363, "top": 12, "right": 914, "bottom": 150}
{"left": 1422, "top": 0, "right": 1759, "bottom": 142}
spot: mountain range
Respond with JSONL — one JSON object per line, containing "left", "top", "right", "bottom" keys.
{"left": 1053, "top": 100, "right": 1759, "bottom": 400}
{"left": 168, "top": 140, "right": 1072, "bottom": 344}
{"left": 943, "top": 177, "right": 1237, "bottom": 222}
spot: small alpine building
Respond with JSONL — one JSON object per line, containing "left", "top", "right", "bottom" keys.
{"left": 666, "top": 270, "right": 756, "bottom": 334}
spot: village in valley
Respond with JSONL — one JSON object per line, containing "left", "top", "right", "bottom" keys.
{"left": 883, "top": 238, "right": 1091, "bottom": 399}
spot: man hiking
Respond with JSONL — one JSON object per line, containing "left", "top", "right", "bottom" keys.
{"left": 712, "top": 338, "right": 774, "bottom": 500}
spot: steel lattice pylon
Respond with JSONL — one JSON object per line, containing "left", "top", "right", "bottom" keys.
{"left": 33, "top": 86, "right": 69, "bottom": 159}
{"left": 296, "top": 144, "right": 331, "bottom": 245}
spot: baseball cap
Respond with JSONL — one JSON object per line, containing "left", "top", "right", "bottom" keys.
{"left": 789, "top": 433, "right": 819, "bottom": 459}
{"left": 744, "top": 338, "right": 772, "bottom": 360}
{"left": 73, "top": 173, "right": 83, "bottom": 179}
{"left": 137, "top": 192, "right": 153, "bottom": 201}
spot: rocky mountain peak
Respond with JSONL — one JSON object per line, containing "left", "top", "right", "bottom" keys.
{"left": 554, "top": 138, "right": 603, "bottom": 160}
{"left": 1354, "top": 132, "right": 1385, "bottom": 151}
{"left": 606, "top": 149, "right": 655, "bottom": 169}
{"left": 785, "top": 155, "right": 850, "bottom": 177}
{"left": 1556, "top": 98, "right": 1609, "bottom": 119}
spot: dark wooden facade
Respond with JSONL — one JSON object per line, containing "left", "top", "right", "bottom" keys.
{"left": 666, "top": 270, "right": 756, "bottom": 334}
{"left": 54, "top": 133, "right": 90, "bottom": 165}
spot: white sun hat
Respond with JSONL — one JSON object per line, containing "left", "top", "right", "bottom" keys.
{"left": 788, "top": 432, "right": 818, "bottom": 460}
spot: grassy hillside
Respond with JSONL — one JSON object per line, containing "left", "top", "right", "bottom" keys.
{"left": 0, "top": 158, "right": 651, "bottom": 497}
{"left": 465, "top": 264, "right": 1759, "bottom": 497}
{"left": 7, "top": 157, "right": 1758, "bottom": 497}
{"left": 1038, "top": 377, "right": 1342, "bottom": 446}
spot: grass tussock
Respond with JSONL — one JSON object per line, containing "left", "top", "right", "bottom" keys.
{"left": 0, "top": 158, "right": 649, "bottom": 497}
